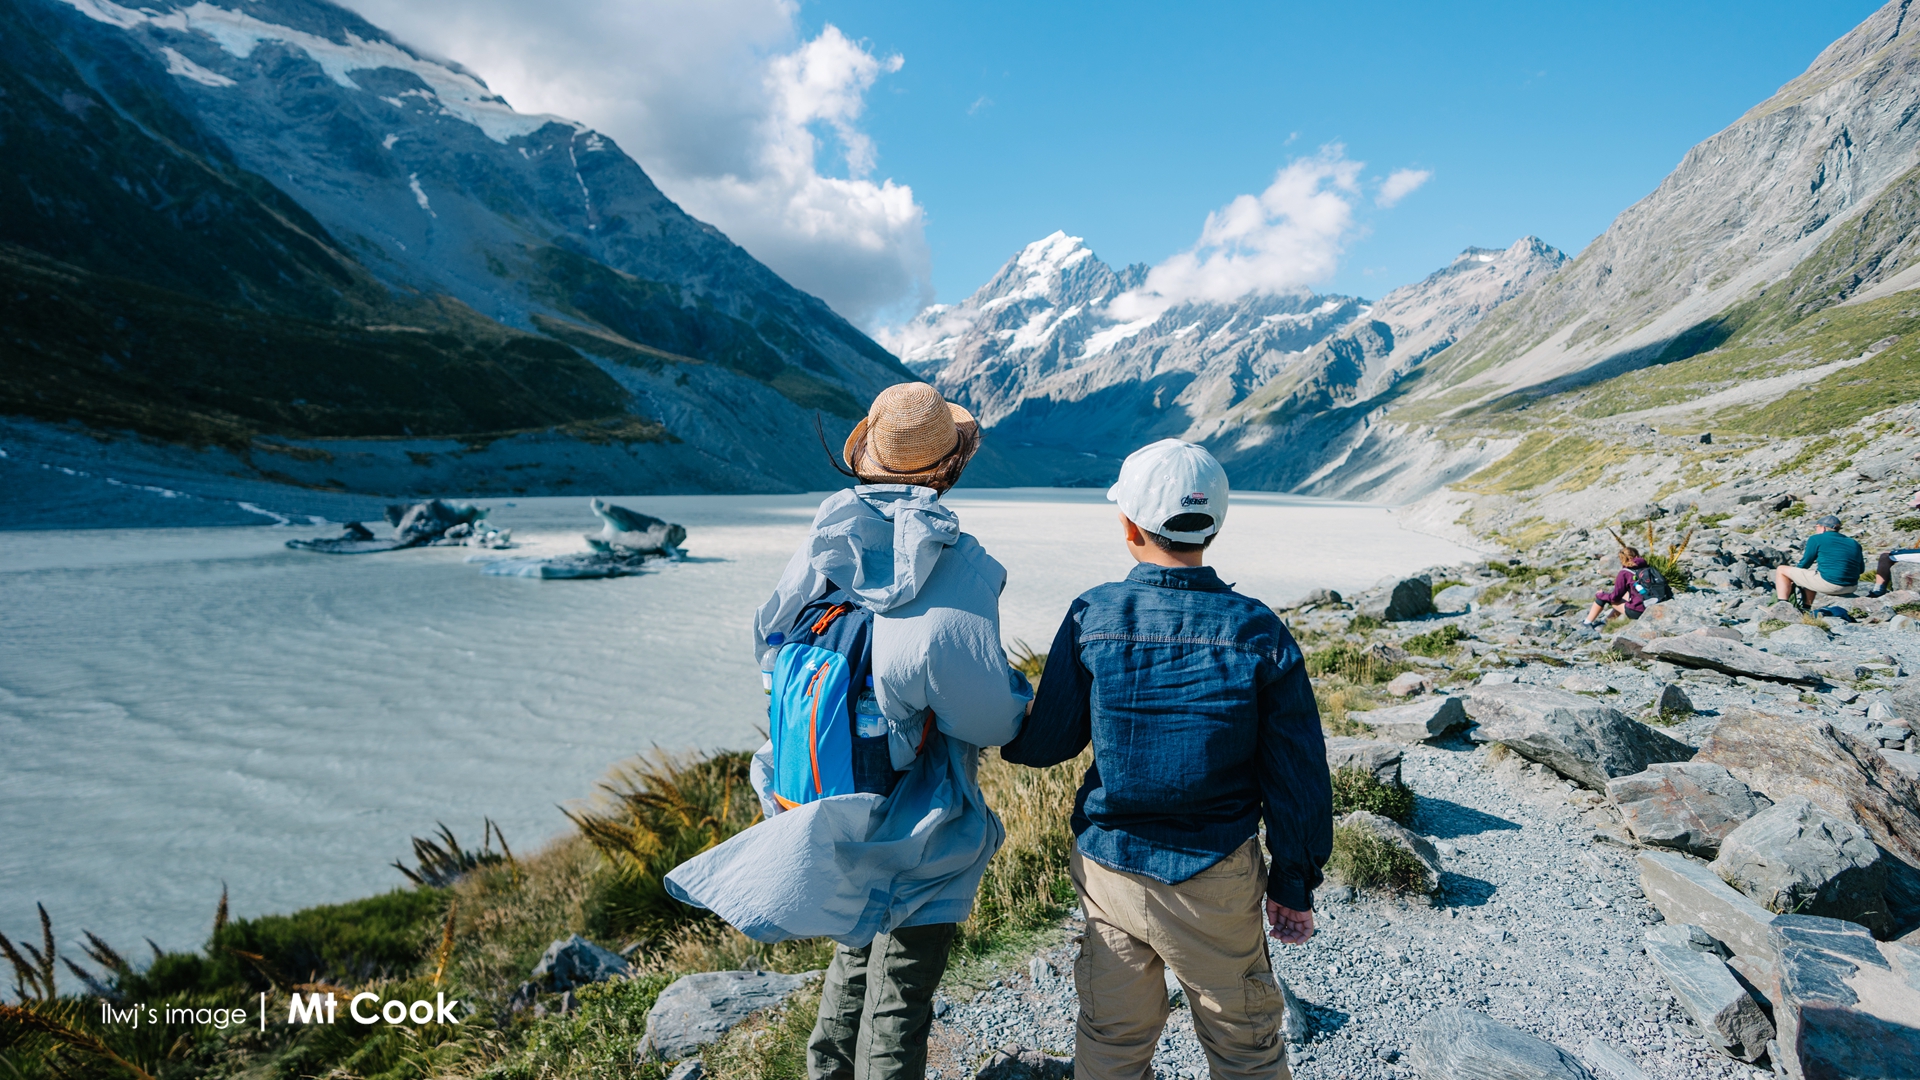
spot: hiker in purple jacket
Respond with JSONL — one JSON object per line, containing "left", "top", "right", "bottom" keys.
{"left": 1581, "top": 548, "right": 1649, "bottom": 628}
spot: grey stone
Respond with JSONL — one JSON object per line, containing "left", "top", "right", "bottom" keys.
{"left": 1387, "top": 670, "right": 1436, "bottom": 697}
{"left": 1325, "top": 736, "right": 1405, "bottom": 788}
{"left": 1337, "top": 811, "right": 1441, "bottom": 895}
{"left": 1362, "top": 576, "right": 1436, "bottom": 622}
{"left": 1644, "top": 926, "right": 1774, "bottom": 1060}
{"left": 1465, "top": 684, "right": 1694, "bottom": 790}
{"left": 1892, "top": 679, "right": 1920, "bottom": 723}
{"left": 1637, "top": 850, "right": 1779, "bottom": 962}
{"left": 1656, "top": 683, "right": 1694, "bottom": 717}
{"left": 1769, "top": 915, "right": 1920, "bottom": 1080}
{"left": 974, "top": 1047, "right": 1074, "bottom": 1080}
{"left": 1766, "top": 600, "right": 1804, "bottom": 622}
{"left": 1710, "top": 797, "right": 1890, "bottom": 936}
{"left": 666, "top": 1060, "right": 705, "bottom": 1080}
{"left": 1353, "top": 696, "right": 1470, "bottom": 744}
{"left": 1029, "top": 955, "right": 1056, "bottom": 982}
{"left": 1433, "top": 584, "right": 1480, "bottom": 611}
{"left": 1696, "top": 709, "right": 1920, "bottom": 876}
{"left": 1606, "top": 762, "right": 1771, "bottom": 857}
{"left": 1881, "top": 748, "right": 1920, "bottom": 783}
{"left": 1639, "top": 635, "right": 1818, "bottom": 684}
{"left": 1287, "top": 587, "right": 1342, "bottom": 609}
{"left": 531, "top": 934, "right": 631, "bottom": 991}
{"left": 1579, "top": 1037, "right": 1651, "bottom": 1080}
{"left": 641, "top": 970, "right": 815, "bottom": 1061}
{"left": 1408, "top": 1008, "right": 1594, "bottom": 1080}
{"left": 1769, "top": 622, "right": 1833, "bottom": 649}
{"left": 1559, "top": 671, "right": 1613, "bottom": 693}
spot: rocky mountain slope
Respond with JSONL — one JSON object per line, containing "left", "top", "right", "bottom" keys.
{"left": 1, "top": 0, "right": 911, "bottom": 509}
{"left": 1335, "top": 0, "right": 1920, "bottom": 515}
{"left": 895, "top": 233, "right": 1564, "bottom": 488}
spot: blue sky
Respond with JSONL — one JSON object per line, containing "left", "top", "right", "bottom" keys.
{"left": 350, "top": 0, "right": 1884, "bottom": 323}
{"left": 797, "top": 0, "right": 1880, "bottom": 304}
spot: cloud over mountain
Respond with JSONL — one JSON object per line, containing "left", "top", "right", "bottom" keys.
{"left": 339, "top": 0, "right": 930, "bottom": 327}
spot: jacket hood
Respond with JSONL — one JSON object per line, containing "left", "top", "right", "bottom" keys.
{"left": 807, "top": 485, "right": 959, "bottom": 613}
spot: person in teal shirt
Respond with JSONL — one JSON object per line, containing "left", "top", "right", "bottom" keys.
{"left": 1774, "top": 515, "right": 1865, "bottom": 606}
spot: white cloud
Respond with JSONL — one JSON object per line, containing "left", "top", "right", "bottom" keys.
{"left": 1109, "top": 146, "right": 1362, "bottom": 321}
{"left": 1376, "top": 167, "right": 1432, "bottom": 208}
{"left": 337, "top": 0, "right": 930, "bottom": 328}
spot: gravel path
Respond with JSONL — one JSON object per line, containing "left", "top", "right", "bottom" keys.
{"left": 926, "top": 740, "right": 1774, "bottom": 1080}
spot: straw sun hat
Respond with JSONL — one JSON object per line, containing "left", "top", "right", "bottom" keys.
{"left": 843, "top": 383, "right": 979, "bottom": 487}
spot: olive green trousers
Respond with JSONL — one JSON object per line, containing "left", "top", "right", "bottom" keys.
{"left": 806, "top": 922, "right": 956, "bottom": 1080}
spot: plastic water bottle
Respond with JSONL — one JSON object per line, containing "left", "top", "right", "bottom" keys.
{"left": 762, "top": 633, "right": 784, "bottom": 694}
{"left": 854, "top": 675, "right": 886, "bottom": 737}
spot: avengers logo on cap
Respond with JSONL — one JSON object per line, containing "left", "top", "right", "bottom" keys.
{"left": 1180, "top": 492, "right": 1209, "bottom": 506}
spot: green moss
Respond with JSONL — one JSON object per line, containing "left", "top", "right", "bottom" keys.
{"left": 1893, "top": 516, "right": 1920, "bottom": 532}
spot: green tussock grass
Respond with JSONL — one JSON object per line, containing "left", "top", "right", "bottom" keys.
{"left": 697, "top": 982, "right": 821, "bottom": 1080}
{"left": 1328, "top": 822, "right": 1429, "bottom": 894}
{"left": 1348, "top": 613, "right": 1386, "bottom": 632}
{"left": 475, "top": 975, "right": 675, "bottom": 1080}
{"left": 1306, "top": 644, "right": 1412, "bottom": 686}
{"left": 1329, "top": 767, "right": 1414, "bottom": 823}
{"left": 1893, "top": 603, "right": 1920, "bottom": 617}
{"left": 1314, "top": 686, "right": 1375, "bottom": 738}
{"left": 1892, "top": 516, "right": 1920, "bottom": 532}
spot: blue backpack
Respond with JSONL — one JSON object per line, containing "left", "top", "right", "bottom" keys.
{"left": 766, "top": 590, "right": 911, "bottom": 808}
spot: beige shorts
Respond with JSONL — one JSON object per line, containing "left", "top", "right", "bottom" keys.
{"left": 1779, "top": 565, "right": 1856, "bottom": 596}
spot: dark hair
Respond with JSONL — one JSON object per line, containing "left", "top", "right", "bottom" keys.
{"left": 1143, "top": 512, "right": 1217, "bottom": 553}
{"left": 816, "top": 413, "right": 979, "bottom": 494}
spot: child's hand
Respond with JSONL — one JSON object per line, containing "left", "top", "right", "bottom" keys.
{"left": 1265, "top": 900, "right": 1314, "bottom": 944}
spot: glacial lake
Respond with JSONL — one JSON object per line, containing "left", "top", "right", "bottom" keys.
{"left": 0, "top": 489, "right": 1477, "bottom": 962}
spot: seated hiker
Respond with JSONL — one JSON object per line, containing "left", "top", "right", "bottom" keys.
{"left": 1869, "top": 530, "right": 1920, "bottom": 597}
{"left": 1582, "top": 547, "right": 1650, "bottom": 627}
{"left": 1774, "top": 515, "right": 1864, "bottom": 606}
{"left": 1001, "top": 439, "right": 1330, "bottom": 1080}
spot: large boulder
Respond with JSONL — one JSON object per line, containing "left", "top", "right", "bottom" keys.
{"left": 1408, "top": 1008, "right": 1594, "bottom": 1080}
{"left": 1465, "top": 684, "right": 1694, "bottom": 790}
{"left": 640, "top": 970, "right": 816, "bottom": 1061}
{"left": 1325, "top": 736, "right": 1404, "bottom": 788}
{"left": 1361, "top": 576, "right": 1436, "bottom": 622}
{"left": 1606, "top": 763, "right": 1771, "bottom": 857}
{"left": 1636, "top": 851, "right": 1780, "bottom": 962}
{"left": 1639, "top": 635, "right": 1817, "bottom": 684}
{"left": 1695, "top": 710, "right": 1920, "bottom": 873}
{"left": 1768, "top": 915, "right": 1920, "bottom": 1080}
{"left": 1892, "top": 680, "right": 1920, "bottom": 724}
{"left": 531, "top": 935, "right": 631, "bottom": 991}
{"left": 1353, "top": 696, "right": 1469, "bottom": 744}
{"left": 1710, "top": 797, "right": 1891, "bottom": 936}
{"left": 1644, "top": 924, "right": 1774, "bottom": 1061}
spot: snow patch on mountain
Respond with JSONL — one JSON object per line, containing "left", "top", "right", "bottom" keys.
{"left": 55, "top": 0, "right": 570, "bottom": 142}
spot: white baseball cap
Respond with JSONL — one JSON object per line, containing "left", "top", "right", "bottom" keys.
{"left": 1107, "top": 439, "right": 1229, "bottom": 542}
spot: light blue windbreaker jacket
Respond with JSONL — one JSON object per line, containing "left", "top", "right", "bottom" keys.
{"left": 664, "top": 486, "right": 1032, "bottom": 945}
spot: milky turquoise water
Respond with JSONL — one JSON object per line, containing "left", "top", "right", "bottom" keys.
{"left": 0, "top": 490, "right": 1476, "bottom": 966}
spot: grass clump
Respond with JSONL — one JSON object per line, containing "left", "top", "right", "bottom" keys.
{"left": 1759, "top": 618, "right": 1789, "bottom": 632}
{"left": 698, "top": 982, "right": 822, "bottom": 1080}
{"left": 1893, "top": 515, "right": 1920, "bottom": 532}
{"left": 1401, "top": 624, "right": 1468, "bottom": 657}
{"left": 1894, "top": 602, "right": 1920, "bottom": 617}
{"left": 566, "top": 751, "right": 761, "bottom": 942}
{"left": 1305, "top": 644, "right": 1410, "bottom": 686}
{"left": 1780, "top": 502, "right": 1809, "bottom": 519}
{"left": 1328, "top": 821, "right": 1429, "bottom": 894}
{"left": 1329, "top": 767, "right": 1414, "bottom": 824}
{"left": 1314, "top": 686, "right": 1374, "bottom": 738}
{"left": 478, "top": 975, "right": 675, "bottom": 1080}
{"left": 1349, "top": 613, "right": 1386, "bottom": 632}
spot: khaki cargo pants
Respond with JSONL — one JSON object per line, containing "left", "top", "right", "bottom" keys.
{"left": 1071, "top": 840, "right": 1291, "bottom": 1080}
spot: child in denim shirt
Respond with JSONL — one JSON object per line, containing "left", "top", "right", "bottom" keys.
{"left": 1003, "top": 440, "right": 1330, "bottom": 1080}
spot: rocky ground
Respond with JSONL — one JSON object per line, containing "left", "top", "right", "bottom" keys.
{"left": 926, "top": 739, "right": 1777, "bottom": 1080}
{"left": 919, "top": 423, "right": 1920, "bottom": 1080}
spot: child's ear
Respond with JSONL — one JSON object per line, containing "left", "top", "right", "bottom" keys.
{"left": 1120, "top": 514, "right": 1144, "bottom": 546}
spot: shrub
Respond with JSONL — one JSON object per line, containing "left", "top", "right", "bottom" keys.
{"left": 207, "top": 888, "right": 448, "bottom": 990}
{"left": 1401, "top": 624, "right": 1467, "bottom": 657}
{"left": 567, "top": 751, "right": 761, "bottom": 940}
{"left": 1894, "top": 515, "right": 1920, "bottom": 532}
{"left": 1895, "top": 602, "right": 1920, "bottom": 617}
{"left": 1780, "top": 502, "right": 1809, "bottom": 518}
{"left": 1349, "top": 613, "right": 1385, "bottom": 632}
{"left": 1328, "top": 822, "right": 1428, "bottom": 893}
{"left": 1329, "top": 767, "right": 1414, "bottom": 823}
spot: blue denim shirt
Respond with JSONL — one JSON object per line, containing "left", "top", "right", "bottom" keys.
{"left": 1001, "top": 564, "right": 1332, "bottom": 911}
